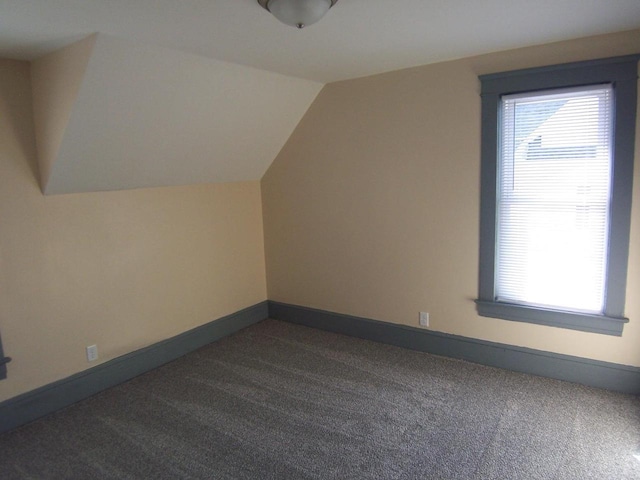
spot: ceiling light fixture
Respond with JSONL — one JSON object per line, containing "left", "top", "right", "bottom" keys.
{"left": 258, "top": 0, "right": 338, "bottom": 29}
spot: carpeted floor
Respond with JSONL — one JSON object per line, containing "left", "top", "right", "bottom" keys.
{"left": 1, "top": 319, "right": 639, "bottom": 479}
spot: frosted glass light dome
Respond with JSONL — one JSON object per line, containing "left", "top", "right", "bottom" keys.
{"left": 261, "top": 0, "right": 337, "bottom": 29}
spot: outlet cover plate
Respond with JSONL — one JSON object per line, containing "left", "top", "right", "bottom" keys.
{"left": 86, "top": 345, "right": 98, "bottom": 362}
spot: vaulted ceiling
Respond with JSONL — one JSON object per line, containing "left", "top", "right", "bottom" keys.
{"left": 2, "top": 0, "right": 639, "bottom": 194}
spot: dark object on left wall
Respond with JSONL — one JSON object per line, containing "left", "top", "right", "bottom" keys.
{"left": 0, "top": 331, "right": 9, "bottom": 380}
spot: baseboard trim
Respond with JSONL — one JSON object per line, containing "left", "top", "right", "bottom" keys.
{"left": 0, "top": 301, "right": 268, "bottom": 434}
{"left": 268, "top": 301, "right": 640, "bottom": 395}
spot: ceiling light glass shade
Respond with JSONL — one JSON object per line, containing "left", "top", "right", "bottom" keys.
{"left": 259, "top": 0, "right": 337, "bottom": 29}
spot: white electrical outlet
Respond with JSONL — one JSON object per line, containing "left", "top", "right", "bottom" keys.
{"left": 86, "top": 344, "right": 99, "bottom": 362}
{"left": 419, "top": 312, "right": 429, "bottom": 327}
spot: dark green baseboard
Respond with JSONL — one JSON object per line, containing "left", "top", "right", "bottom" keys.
{"left": 0, "top": 301, "right": 268, "bottom": 434}
{"left": 268, "top": 301, "right": 640, "bottom": 395}
{"left": 3, "top": 299, "right": 637, "bottom": 435}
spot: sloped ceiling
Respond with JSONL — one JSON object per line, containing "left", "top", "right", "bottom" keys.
{"left": 15, "top": 1, "right": 640, "bottom": 194}
{"left": 31, "top": 33, "right": 322, "bottom": 194}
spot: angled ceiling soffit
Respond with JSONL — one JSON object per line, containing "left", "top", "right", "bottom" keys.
{"left": 32, "top": 33, "right": 323, "bottom": 195}
{"left": 31, "top": 33, "right": 97, "bottom": 191}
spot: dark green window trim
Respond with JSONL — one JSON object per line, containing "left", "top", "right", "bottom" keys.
{"left": 476, "top": 55, "right": 639, "bottom": 336}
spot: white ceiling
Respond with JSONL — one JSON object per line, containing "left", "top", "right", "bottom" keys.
{"left": 1, "top": 0, "right": 640, "bottom": 83}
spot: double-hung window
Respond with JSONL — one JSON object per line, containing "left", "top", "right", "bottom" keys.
{"left": 476, "top": 56, "right": 638, "bottom": 336}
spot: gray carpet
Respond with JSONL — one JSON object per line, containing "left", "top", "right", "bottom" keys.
{"left": 1, "top": 319, "right": 639, "bottom": 479}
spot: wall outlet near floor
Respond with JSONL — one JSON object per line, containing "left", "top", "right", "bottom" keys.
{"left": 419, "top": 312, "right": 429, "bottom": 327}
{"left": 86, "top": 344, "right": 99, "bottom": 362}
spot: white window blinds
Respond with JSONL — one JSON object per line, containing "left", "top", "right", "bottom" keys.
{"left": 496, "top": 85, "right": 613, "bottom": 313}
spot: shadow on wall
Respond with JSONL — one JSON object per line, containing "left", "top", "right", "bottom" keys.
{"left": 0, "top": 65, "right": 39, "bottom": 190}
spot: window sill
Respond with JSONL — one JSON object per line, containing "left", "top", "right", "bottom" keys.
{"left": 475, "top": 300, "right": 628, "bottom": 336}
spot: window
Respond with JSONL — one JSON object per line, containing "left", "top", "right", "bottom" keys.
{"left": 476, "top": 56, "right": 638, "bottom": 336}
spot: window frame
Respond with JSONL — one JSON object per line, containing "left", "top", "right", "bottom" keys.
{"left": 476, "top": 55, "right": 639, "bottom": 336}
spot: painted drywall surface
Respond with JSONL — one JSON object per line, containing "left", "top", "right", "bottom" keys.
{"left": 0, "top": 59, "right": 267, "bottom": 401}
{"left": 262, "top": 30, "right": 640, "bottom": 366}
{"left": 30, "top": 34, "right": 96, "bottom": 190}
{"left": 43, "top": 34, "right": 323, "bottom": 194}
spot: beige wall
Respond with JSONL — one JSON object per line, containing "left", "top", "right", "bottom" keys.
{"left": 262, "top": 30, "right": 640, "bottom": 367}
{"left": 0, "top": 59, "right": 267, "bottom": 401}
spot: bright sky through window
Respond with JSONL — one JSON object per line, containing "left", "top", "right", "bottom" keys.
{"left": 495, "top": 85, "right": 612, "bottom": 313}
